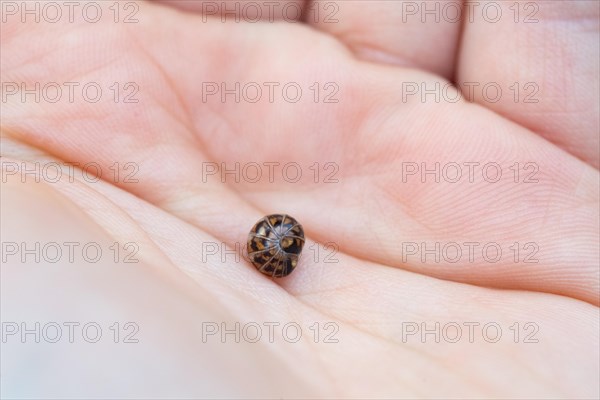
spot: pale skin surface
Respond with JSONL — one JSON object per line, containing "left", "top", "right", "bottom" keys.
{"left": 1, "top": 1, "right": 599, "bottom": 398}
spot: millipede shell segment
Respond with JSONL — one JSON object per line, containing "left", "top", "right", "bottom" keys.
{"left": 247, "top": 214, "right": 305, "bottom": 278}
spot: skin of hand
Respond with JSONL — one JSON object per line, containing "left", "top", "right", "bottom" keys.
{"left": 1, "top": 1, "right": 598, "bottom": 398}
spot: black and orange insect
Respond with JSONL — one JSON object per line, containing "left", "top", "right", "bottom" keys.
{"left": 247, "top": 214, "right": 305, "bottom": 278}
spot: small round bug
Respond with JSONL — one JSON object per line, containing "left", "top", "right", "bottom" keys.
{"left": 247, "top": 214, "right": 305, "bottom": 278}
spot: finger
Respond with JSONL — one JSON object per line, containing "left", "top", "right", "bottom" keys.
{"left": 153, "top": 0, "right": 306, "bottom": 22}
{"left": 457, "top": 0, "right": 600, "bottom": 167}
{"left": 305, "top": 0, "right": 464, "bottom": 79}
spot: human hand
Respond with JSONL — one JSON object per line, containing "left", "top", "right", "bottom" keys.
{"left": 1, "top": 1, "right": 598, "bottom": 398}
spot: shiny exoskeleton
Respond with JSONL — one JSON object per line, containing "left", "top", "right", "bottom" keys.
{"left": 247, "top": 214, "right": 305, "bottom": 278}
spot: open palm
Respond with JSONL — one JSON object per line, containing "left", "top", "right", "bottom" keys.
{"left": 1, "top": 1, "right": 598, "bottom": 398}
